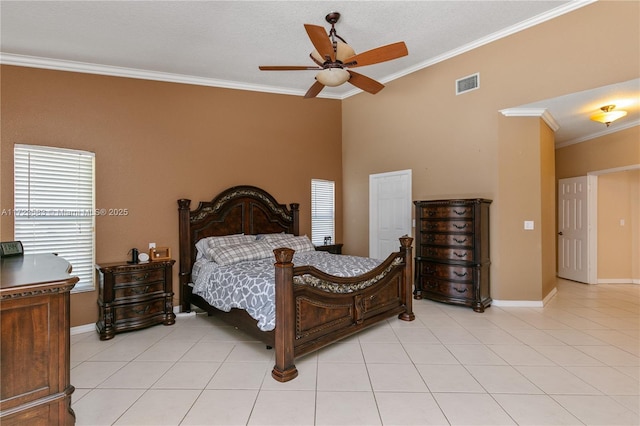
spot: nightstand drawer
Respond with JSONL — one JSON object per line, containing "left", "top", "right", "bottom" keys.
{"left": 114, "top": 281, "right": 165, "bottom": 300}
{"left": 114, "top": 299, "right": 165, "bottom": 322}
{"left": 113, "top": 268, "right": 164, "bottom": 286}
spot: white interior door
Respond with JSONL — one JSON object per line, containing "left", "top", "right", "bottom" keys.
{"left": 558, "top": 176, "right": 590, "bottom": 283}
{"left": 369, "top": 170, "right": 412, "bottom": 259}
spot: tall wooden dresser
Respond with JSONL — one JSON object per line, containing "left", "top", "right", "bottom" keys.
{"left": 1, "top": 254, "right": 78, "bottom": 425}
{"left": 414, "top": 199, "right": 492, "bottom": 312}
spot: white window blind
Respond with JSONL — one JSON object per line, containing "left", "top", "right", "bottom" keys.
{"left": 14, "top": 144, "right": 96, "bottom": 293}
{"left": 311, "top": 179, "right": 335, "bottom": 246}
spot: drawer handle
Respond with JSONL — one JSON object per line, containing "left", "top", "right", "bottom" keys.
{"left": 453, "top": 287, "right": 468, "bottom": 294}
{"left": 453, "top": 252, "right": 467, "bottom": 258}
{"left": 132, "top": 305, "right": 151, "bottom": 315}
{"left": 133, "top": 273, "right": 150, "bottom": 281}
{"left": 427, "top": 223, "right": 438, "bottom": 229}
{"left": 453, "top": 209, "right": 468, "bottom": 216}
{"left": 453, "top": 271, "right": 468, "bottom": 277}
{"left": 426, "top": 235, "right": 435, "bottom": 243}
{"left": 131, "top": 285, "right": 150, "bottom": 295}
{"left": 453, "top": 237, "right": 467, "bottom": 244}
{"left": 425, "top": 268, "right": 435, "bottom": 275}
{"left": 427, "top": 210, "right": 436, "bottom": 217}
{"left": 453, "top": 223, "right": 468, "bottom": 230}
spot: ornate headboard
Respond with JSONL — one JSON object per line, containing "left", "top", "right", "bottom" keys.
{"left": 177, "top": 185, "right": 299, "bottom": 309}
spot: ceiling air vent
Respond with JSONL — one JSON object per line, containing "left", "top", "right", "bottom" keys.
{"left": 456, "top": 73, "right": 479, "bottom": 95}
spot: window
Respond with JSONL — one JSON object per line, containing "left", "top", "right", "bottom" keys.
{"left": 14, "top": 144, "right": 96, "bottom": 293}
{"left": 311, "top": 179, "right": 335, "bottom": 246}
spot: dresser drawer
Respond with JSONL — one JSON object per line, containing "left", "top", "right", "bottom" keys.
{"left": 420, "top": 278, "right": 474, "bottom": 300}
{"left": 420, "top": 233, "right": 473, "bottom": 248}
{"left": 114, "top": 281, "right": 165, "bottom": 300}
{"left": 113, "top": 268, "right": 164, "bottom": 286}
{"left": 420, "top": 262, "right": 474, "bottom": 282}
{"left": 114, "top": 299, "right": 165, "bottom": 322}
{"left": 420, "top": 220, "right": 473, "bottom": 233}
{"left": 420, "top": 205, "right": 474, "bottom": 219}
{"left": 422, "top": 246, "right": 475, "bottom": 262}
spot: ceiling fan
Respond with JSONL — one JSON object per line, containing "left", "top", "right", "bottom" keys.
{"left": 259, "top": 12, "right": 408, "bottom": 99}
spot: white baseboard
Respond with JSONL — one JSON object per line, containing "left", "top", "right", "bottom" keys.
{"left": 491, "top": 286, "right": 558, "bottom": 308}
{"left": 597, "top": 278, "right": 640, "bottom": 284}
{"left": 71, "top": 323, "right": 95, "bottom": 336}
{"left": 491, "top": 299, "right": 544, "bottom": 308}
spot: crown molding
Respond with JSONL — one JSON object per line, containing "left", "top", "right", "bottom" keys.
{"left": 0, "top": 52, "right": 343, "bottom": 99}
{"left": 499, "top": 107, "right": 560, "bottom": 131}
{"left": 555, "top": 120, "right": 640, "bottom": 148}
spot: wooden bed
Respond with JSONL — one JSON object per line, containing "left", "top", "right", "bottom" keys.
{"left": 178, "top": 185, "right": 414, "bottom": 382}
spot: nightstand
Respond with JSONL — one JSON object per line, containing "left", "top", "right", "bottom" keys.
{"left": 96, "top": 259, "right": 175, "bottom": 340}
{"left": 315, "top": 243, "right": 343, "bottom": 254}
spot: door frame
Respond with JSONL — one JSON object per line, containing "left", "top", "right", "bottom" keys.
{"left": 586, "top": 164, "right": 640, "bottom": 284}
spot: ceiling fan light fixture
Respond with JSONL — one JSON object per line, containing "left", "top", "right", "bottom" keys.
{"left": 315, "top": 68, "right": 350, "bottom": 87}
{"left": 311, "top": 41, "right": 355, "bottom": 65}
{"left": 590, "top": 104, "right": 627, "bottom": 127}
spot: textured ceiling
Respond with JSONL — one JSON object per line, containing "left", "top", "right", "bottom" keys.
{"left": 1, "top": 0, "right": 638, "bottom": 144}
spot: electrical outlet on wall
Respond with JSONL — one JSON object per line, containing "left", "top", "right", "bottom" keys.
{"left": 524, "top": 221, "right": 534, "bottom": 230}
{"left": 149, "top": 242, "right": 156, "bottom": 249}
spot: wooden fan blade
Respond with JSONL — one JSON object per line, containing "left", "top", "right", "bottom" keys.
{"left": 347, "top": 71, "right": 385, "bottom": 94}
{"left": 304, "top": 80, "right": 325, "bottom": 99}
{"left": 343, "top": 41, "right": 408, "bottom": 68}
{"left": 259, "top": 66, "right": 321, "bottom": 71}
{"left": 304, "top": 24, "right": 335, "bottom": 62}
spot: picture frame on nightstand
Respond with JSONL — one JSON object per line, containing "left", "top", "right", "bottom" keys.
{"left": 149, "top": 246, "right": 171, "bottom": 261}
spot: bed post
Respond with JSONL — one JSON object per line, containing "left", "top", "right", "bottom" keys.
{"left": 271, "top": 247, "right": 298, "bottom": 382}
{"left": 177, "top": 199, "right": 193, "bottom": 313}
{"left": 289, "top": 203, "right": 300, "bottom": 236}
{"left": 398, "top": 235, "right": 416, "bottom": 321}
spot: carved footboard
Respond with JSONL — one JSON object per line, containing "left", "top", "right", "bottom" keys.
{"left": 271, "top": 236, "right": 414, "bottom": 382}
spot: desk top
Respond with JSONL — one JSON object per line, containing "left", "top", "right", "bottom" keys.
{"left": 1, "top": 254, "right": 78, "bottom": 296}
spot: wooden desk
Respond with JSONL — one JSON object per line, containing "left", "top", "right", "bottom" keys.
{"left": 1, "top": 254, "right": 78, "bottom": 425}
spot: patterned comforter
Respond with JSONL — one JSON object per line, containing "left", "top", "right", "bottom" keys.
{"left": 191, "top": 251, "right": 383, "bottom": 331}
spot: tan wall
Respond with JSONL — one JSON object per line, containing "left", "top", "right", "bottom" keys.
{"left": 540, "top": 122, "right": 557, "bottom": 298}
{"left": 598, "top": 170, "right": 640, "bottom": 281}
{"left": 0, "top": 66, "right": 343, "bottom": 326}
{"left": 556, "top": 127, "right": 640, "bottom": 178}
{"left": 342, "top": 1, "right": 639, "bottom": 301}
{"left": 496, "top": 116, "right": 544, "bottom": 301}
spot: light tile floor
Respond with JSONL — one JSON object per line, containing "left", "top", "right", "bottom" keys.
{"left": 71, "top": 279, "right": 639, "bottom": 425}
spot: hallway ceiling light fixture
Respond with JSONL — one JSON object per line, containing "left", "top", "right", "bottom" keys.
{"left": 590, "top": 104, "right": 627, "bottom": 127}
